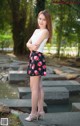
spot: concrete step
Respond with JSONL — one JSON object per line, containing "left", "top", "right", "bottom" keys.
{"left": 59, "top": 66, "right": 76, "bottom": 73}
{"left": 8, "top": 71, "right": 27, "bottom": 83}
{"left": 42, "top": 80, "right": 80, "bottom": 95}
{"left": 42, "top": 74, "right": 66, "bottom": 80}
{"left": 8, "top": 70, "right": 67, "bottom": 84}
{"left": 18, "top": 87, "right": 69, "bottom": 104}
{"left": 72, "top": 103, "right": 80, "bottom": 112}
{"left": 0, "top": 99, "right": 47, "bottom": 113}
{"left": 19, "top": 112, "right": 80, "bottom": 126}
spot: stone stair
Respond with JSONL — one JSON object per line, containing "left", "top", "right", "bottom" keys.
{"left": 19, "top": 112, "right": 80, "bottom": 126}
{"left": 8, "top": 71, "right": 67, "bottom": 84}
{"left": 17, "top": 78, "right": 80, "bottom": 125}
{"left": 1, "top": 59, "right": 80, "bottom": 126}
{"left": 8, "top": 71, "right": 27, "bottom": 83}
{"left": 42, "top": 80, "right": 80, "bottom": 95}
{"left": 72, "top": 103, "right": 80, "bottom": 111}
{"left": 0, "top": 99, "right": 47, "bottom": 112}
{"left": 18, "top": 86, "right": 69, "bottom": 104}
{"left": 42, "top": 73, "right": 66, "bottom": 80}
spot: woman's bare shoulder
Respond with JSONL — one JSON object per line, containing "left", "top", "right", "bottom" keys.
{"left": 35, "top": 29, "right": 39, "bottom": 32}
{"left": 42, "top": 29, "right": 49, "bottom": 38}
{"left": 33, "top": 29, "right": 39, "bottom": 34}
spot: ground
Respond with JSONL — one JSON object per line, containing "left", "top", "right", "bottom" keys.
{"left": 0, "top": 52, "right": 80, "bottom": 126}
{"left": 7, "top": 52, "right": 80, "bottom": 67}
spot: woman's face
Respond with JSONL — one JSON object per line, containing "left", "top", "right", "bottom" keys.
{"left": 38, "top": 14, "right": 47, "bottom": 29}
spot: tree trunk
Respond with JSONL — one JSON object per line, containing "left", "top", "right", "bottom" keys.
{"left": 56, "top": 28, "right": 62, "bottom": 57}
{"left": 8, "top": 0, "right": 27, "bottom": 55}
{"left": 56, "top": 6, "right": 63, "bottom": 57}
{"left": 77, "top": 32, "right": 80, "bottom": 57}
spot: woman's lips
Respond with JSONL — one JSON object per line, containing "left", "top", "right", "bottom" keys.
{"left": 39, "top": 24, "right": 43, "bottom": 26}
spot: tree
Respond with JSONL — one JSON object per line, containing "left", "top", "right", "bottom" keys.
{"left": 35, "top": 0, "right": 45, "bottom": 17}
{"left": 7, "top": 0, "right": 27, "bottom": 55}
{"left": 46, "top": 0, "right": 80, "bottom": 57}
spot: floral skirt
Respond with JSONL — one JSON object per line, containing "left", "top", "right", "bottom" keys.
{"left": 27, "top": 51, "right": 46, "bottom": 76}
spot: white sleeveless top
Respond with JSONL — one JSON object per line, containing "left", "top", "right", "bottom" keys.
{"left": 31, "top": 29, "right": 48, "bottom": 53}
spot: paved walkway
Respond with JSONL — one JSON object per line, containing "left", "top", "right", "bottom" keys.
{"left": 0, "top": 54, "right": 80, "bottom": 126}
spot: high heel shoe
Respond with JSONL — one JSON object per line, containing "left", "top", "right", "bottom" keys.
{"left": 38, "top": 111, "right": 45, "bottom": 119}
{"left": 25, "top": 113, "right": 38, "bottom": 121}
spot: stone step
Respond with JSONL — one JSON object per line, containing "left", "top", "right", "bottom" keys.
{"left": 42, "top": 80, "right": 80, "bottom": 95}
{"left": 8, "top": 71, "right": 27, "bottom": 83}
{"left": 72, "top": 103, "right": 80, "bottom": 112}
{"left": 8, "top": 71, "right": 67, "bottom": 84}
{"left": 60, "top": 66, "right": 75, "bottom": 73}
{"left": 19, "top": 112, "right": 80, "bottom": 126}
{"left": 47, "top": 66, "right": 55, "bottom": 74}
{"left": 18, "top": 87, "right": 69, "bottom": 104}
{"left": 42, "top": 74, "right": 66, "bottom": 80}
{"left": 0, "top": 99, "right": 47, "bottom": 113}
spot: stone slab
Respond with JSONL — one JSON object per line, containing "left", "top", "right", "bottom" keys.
{"left": 0, "top": 99, "right": 47, "bottom": 112}
{"left": 0, "top": 58, "right": 10, "bottom": 62}
{"left": 0, "top": 64, "right": 10, "bottom": 69}
{"left": 47, "top": 66, "right": 55, "bottom": 74}
{"left": 72, "top": 103, "right": 80, "bottom": 112}
{"left": 10, "top": 63, "right": 20, "bottom": 70}
{"left": 19, "top": 112, "right": 80, "bottom": 126}
{"left": 60, "top": 66, "right": 75, "bottom": 73}
{"left": 8, "top": 71, "right": 27, "bottom": 83}
{"left": 58, "top": 125, "right": 80, "bottom": 126}
{"left": 18, "top": 87, "right": 69, "bottom": 104}
{"left": 11, "top": 60, "right": 27, "bottom": 65}
{"left": 42, "top": 74, "right": 66, "bottom": 80}
{"left": 42, "top": 80, "right": 80, "bottom": 95}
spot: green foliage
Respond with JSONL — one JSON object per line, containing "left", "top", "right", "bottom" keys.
{"left": 35, "top": 0, "right": 45, "bottom": 16}
{"left": 0, "top": 32, "right": 12, "bottom": 50}
{"left": 0, "top": 0, "right": 80, "bottom": 56}
{"left": 46, "top": 43, "right": 52, "bottom": 53}
{"left": 46, "top": 0, "right": 80, "bottom": 56}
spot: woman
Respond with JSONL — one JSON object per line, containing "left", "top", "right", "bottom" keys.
{"left": 25, "top": 10, "right": 52, "bottom": 121}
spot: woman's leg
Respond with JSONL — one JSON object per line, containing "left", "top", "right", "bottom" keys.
{"left": 30, "top": 76, "right": 40, "bottom": 114}
{"left": 38, "top": 77, "right": 44, "bottom": 112}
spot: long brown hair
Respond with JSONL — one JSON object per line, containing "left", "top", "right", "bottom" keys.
{"left": 37, "top": 10, "right": 52, "bottom": 42}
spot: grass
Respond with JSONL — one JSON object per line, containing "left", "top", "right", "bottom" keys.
{"left": 0, "top": 113, "right": 21, "bottom": 126}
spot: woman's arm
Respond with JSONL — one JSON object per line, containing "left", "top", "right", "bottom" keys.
{"left": 32, "top": 29, "right": 49, "bottom": 51}
{"left": 26, "top": 38, "right": 37, "bottom": 52}
{"left": 26, "top": 38, "right": 32, "bottom": 51}
{"left": 26, "top": 30, "right": 37, "bottom": 51}
{"left": 26, "top": 38, "right": 32, "bottom": 48}
{"left": 26, "top": 29, "right": 49, "bottom": 51}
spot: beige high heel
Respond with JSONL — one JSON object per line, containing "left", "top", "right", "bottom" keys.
{"left": 25, "top": 113, "right": 38, "bottom": 121}
{"left": 38, "top": 111, "right": 45, "bottom": 119}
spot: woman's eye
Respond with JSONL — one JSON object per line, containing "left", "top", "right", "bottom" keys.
{"left": 38, "top": 17, "right": 46, "bottom": 21}
{"left": 39, "top": 18, "right": 41, "bottom": 20}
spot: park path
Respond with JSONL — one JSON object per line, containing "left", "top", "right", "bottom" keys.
{"left": 0, "top": 54, "right": 80, "bottom": 126}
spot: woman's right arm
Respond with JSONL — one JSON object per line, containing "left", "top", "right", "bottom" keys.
{"left": 26, "top": 39, "right": 38, "bottom": 52}
{"left": 26, "top": 38, "right": 34, "bottom": 52}
{"left": 26, "top": 30, "right": 37, "bottom": 51}
{"left": 26, "top": 38, "right": 32, "bottom": 48}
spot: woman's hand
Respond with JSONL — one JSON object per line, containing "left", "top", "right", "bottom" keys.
{"left": 26, "top": 42, "right": 32, "bottom": 51}
{"left": 26, "top": 42, "right": 38, "bottom": 51}
{"left": 31, "top": 44, "right": 38, "bottom": 51}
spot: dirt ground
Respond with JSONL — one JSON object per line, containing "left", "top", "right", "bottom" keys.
{"left": 7, "top": 53, "right": 80, "bottom": 67}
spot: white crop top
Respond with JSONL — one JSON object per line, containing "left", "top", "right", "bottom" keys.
{"left": 31, "top": 29, "right": 48, "bottom": 53}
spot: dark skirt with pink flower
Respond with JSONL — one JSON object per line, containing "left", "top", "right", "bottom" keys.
{"left": 27, "top": 51, "right": 46, "bottom": 76}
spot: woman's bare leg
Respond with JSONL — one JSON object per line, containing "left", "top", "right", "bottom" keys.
{"left": 38, "top": 77, "right": 44, "bottom": 112}
{"left": 30, "top": 76, "right": 40, "bottom": 114}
